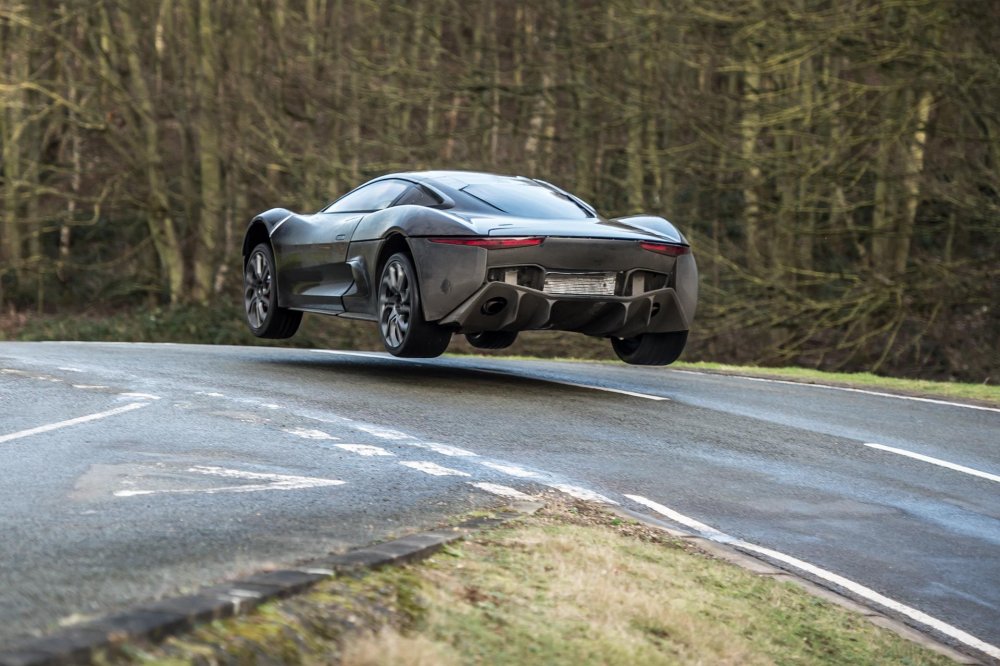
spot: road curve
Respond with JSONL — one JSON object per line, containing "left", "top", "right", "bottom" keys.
{"left": 0, "top": 342, "right": 997, "bottom": 660}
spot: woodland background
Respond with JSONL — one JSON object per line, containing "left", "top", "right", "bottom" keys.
{"left": 1, "top": 0, "right": 997, "bottom": 381}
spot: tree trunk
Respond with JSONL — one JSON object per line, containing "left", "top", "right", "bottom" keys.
{"left": 894, "top": 91, "right": 933, "bottom": 275}
{"left": 193, "top": 0, "right": 223, "bottom": 303}
{"left": 115, "top": 5, "right": 186, "bottom": 303}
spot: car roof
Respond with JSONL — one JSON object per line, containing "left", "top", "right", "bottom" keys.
{"left": 391, "top": 170, "right": 528, "bottom": 189}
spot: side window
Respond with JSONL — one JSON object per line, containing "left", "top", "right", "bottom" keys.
{"left": 323, "top": 179, "right": 409, "bottom": 213}
{"left": 392, "top": 184, "right": 442, "bottom": 208}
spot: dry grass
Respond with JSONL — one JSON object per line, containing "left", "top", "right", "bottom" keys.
{"left": 339, "top": 628, "right": 458, "bottom": 666}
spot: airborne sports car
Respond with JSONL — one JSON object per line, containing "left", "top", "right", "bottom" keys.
{"left": 242, "top": 171, "right": 697, "bottom": 365}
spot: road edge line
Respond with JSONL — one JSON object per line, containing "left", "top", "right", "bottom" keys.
{"left": 0, "top": 502, "right": 544, "bottom": 666}
{"left": 614, "top": 502, "right": 988, "bottom": 665}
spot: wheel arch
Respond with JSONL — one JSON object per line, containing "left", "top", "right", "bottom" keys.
{"left": 242, "top": 219, "right": 271, "bottom": 263}
{"left": 375, "top": 232, "right": 412, "bottom": 274}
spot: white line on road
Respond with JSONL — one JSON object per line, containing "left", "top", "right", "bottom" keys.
{"left": 114, "top": 465, "right": 345, "bottom": 497}
{"left": 335, "top": 443, "right": 394, "bottom": 457}
{"left": 468, "top": 482, "right": 533, "bottom": 500}
{"left": 0, "top": 402, "right": 149, "bottom": 444}
{"left": 283, "top": 427, "right": 341, "bottom": 441}
{"left": 399, "top": 461, "right": 471, "bottom": 477}
{"left": 408, "top": 442, "right": 479, "bottom": 457}
{"left": 864, "top": 443, "right": 1000, "bottom": 484}
{"left": 476, "top": 367, "right": 671, "bottom": 401}
{"left": 119, "top": 392, "right": 161, "bottom": 400}
{"left": 671, "top": 369, "right": 1000, "bottom": 413}
{"left": 548, "top": 483, "right": 618, "bottom": 505}
{"left": 626, "top": 494, "right": 1000, "bottom": 660}
{"left": 481, "top": 461, "right": 542, "bottom": 478}
{"left": 311, "top": 349, "right": 670, "bottom": 401}
{"left": 354, "top": 424, "right": 413, "bottom": 440}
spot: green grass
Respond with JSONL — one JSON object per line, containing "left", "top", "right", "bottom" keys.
{"left": 673, "top": 361, "right": 1000, "bottom": 406}
{"left": 110, "top": 500, "right": 955, "bottom": 666}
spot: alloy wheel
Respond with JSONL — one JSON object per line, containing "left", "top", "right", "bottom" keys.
{"left": 244, "top": 250, "right": 271, "bottom": 329}
{"left": 379, "top": 259, "right": 412, "bottom": 348}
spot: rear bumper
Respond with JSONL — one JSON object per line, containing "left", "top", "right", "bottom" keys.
{"left": 438, "top": 281, "right": 693, "bottom": 338}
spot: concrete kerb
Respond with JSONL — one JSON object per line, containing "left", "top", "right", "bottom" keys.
{"left": 611, "top": 506, "right": 986, "bottom": 666}
{"left": 0, "top": 503, "right": 542, "bottom": 666}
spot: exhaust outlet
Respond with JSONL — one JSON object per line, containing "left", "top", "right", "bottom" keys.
{"left": 481, "top": 297, "right": 508, "bottom": 316}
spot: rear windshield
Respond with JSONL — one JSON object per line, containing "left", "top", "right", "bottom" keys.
{"left": 463, "top": 181, "right": 592, "bottom": 219}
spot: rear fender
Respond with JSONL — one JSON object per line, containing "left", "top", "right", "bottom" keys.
{"left": 611, "top": 215, "right": 687, "bottom": 245}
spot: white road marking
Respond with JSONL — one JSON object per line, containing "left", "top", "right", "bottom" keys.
{"left": 354, "top": 424, "right": 413, "bottom": 440}
{"left": 408, "top": 442, "right": 478, "bottom": 457}
{"left": 0, "top": 368, "right": 30, "bottom": 375}
{"left": 335, "top": 443, "right": 393, "bottom": 457}
{"left": 196, "top": 391, "right": 226, "bottom": 397}
{"left": 626, "top": 494, "right": 1000, "bottom": 660}
{"left": 72, "top": 384, "right": 108, "bottom": 390}
{"left": 114, "top": 465, "right": 345, "bottom": 497}
{"left": 312, "top": 349, "right": 383, "bottom": 360}
{"left": 58, "top": 366, "right": 85, "bottom": 373}
{"left": 119, "top": 392, "right": 161, "bottom": 400}
{"left": 626, "top": 495, "right": 730, "bottom": 540}
{"left": 283, "top": 427, "right": 340, "bottom": 441}
{"left": 399, "top": 461, "right": 471, "bottom": 477}
{"left": 0, "top": 403, "right": 149, "bottom": 444}
{"left": 484, "top": 370, "right": 672, "bottom": 401}
{"left": 671, "top": 369, "right": 1000, "bottom": 414}
{"left": 469, "top": 482, "right": 533, "bottom": 500}
{"left": 548, "top": 483, "right": 618, "bottom": 505}
{"left": 311, "top": 349, "right": 669, "bottom": 401}
{"left": 481, "top": 461, "right": 542, "bottom": 478}
{"left": 864, "top": 443, "right": 1000, "bottom": 484}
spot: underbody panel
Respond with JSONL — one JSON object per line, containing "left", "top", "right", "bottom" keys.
{"left": 438, "top": 282, "right": 692, "bottom": 337}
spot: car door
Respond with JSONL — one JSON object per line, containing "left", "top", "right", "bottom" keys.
{"left": 280, "top": 179, "right": 410, "bottom": 312}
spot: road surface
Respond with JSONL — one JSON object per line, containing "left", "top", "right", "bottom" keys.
{"left": 0, "top": 342, "right": 997, "bottom": 660}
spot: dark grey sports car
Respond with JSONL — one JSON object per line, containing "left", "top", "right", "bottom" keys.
{"left": 242, "top": 171, "right": 697, "bottom": 364}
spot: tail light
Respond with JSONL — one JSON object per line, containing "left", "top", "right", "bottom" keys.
{"left": 429, "top": 237, "right": 543, "bottom": 249}
{"left": 640, "top": 241, "right": 690, "bottom": 257}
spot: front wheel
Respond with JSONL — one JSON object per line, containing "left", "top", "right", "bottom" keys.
{"left": 611, "top": 331, "right": 688, "bottom": 366}
{"left": 244, "top": 243, "right": 302, "bottom": 339}
{"left": 378, "top": 252, "right": 451, "bottom": 358}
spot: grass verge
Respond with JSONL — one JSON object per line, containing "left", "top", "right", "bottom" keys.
{"left": 107, "top": 499, "right": 953, "bottom": 665}
{"left": 672, "top": 361, "right": 1000, "bottom": 406}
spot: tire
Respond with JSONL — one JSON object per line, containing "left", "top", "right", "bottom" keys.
{"left": 465, "top": 331, "right": 518, "bottom": 350}
{"left": 244, "top": 242, "right": 302, "bottom": 339}
{"left": 611, "top": 330, "right": 688, "bottom": 366}
{"left": 378, "top": 252, "right": 451, "bottom": 358}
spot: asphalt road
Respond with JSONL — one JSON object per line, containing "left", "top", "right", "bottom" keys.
{"left": 0, "top": 342, "right": 997, "bottom": 660}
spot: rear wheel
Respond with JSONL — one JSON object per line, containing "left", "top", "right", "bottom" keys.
{"left": 465, "top": 331, "right": 518, "bottom": 350}
{"left": 611, "top": 331, "right": 687, "bottom": 366}
{"left": 244, "top": 243, "right": 302, "bottom": 339}
{"left": 378, "top": 252, "right": 451, "bottom": 357}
